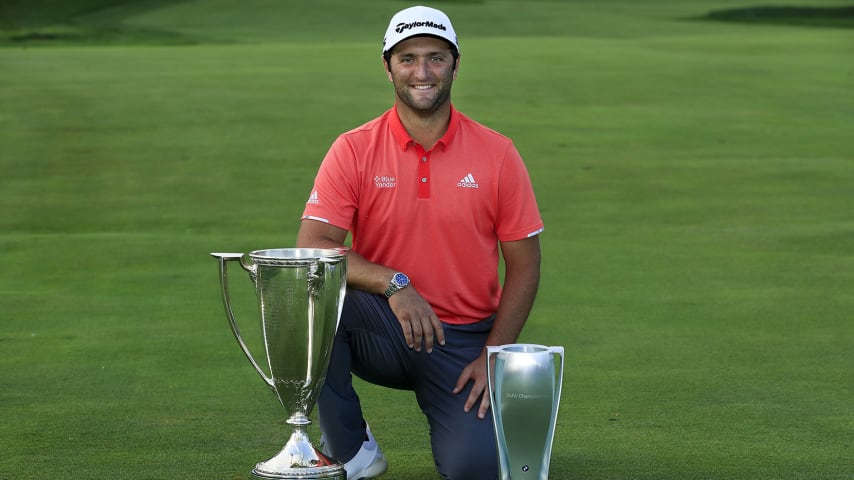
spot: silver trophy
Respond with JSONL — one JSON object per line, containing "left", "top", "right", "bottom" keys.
{"left": 487, "top": 344, "right": 565, "bottom": 480}
{"left": 211, "top": 248, "right": 348, "bottom": 480}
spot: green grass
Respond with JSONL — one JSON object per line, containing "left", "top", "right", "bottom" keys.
{"left": 2, "top": 1, "right": 853, "bottom": 479}
{"left": 704, "top": 5, "right": 854, "bottom": 29}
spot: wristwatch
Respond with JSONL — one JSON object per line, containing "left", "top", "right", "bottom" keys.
{"left": 384, "top": 272, "right": 410, "bottom": 298}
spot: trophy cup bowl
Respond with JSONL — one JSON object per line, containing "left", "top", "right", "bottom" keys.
{"left": 487, "top": 344, "right": 565, "bottom": 480}
{"left": 211, "top": 248, "right": 348, "bottom": 480}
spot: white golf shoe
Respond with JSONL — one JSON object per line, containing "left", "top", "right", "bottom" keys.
{"left": 343, "top": 425, "right": 387, "bottom": 479}
{"left": 321, "top": 424, "right": 387, "bottom": 479}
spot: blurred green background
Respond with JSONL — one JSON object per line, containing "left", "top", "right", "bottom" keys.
{"left": 1, "top": 1, "right": 852, "bottom": 479}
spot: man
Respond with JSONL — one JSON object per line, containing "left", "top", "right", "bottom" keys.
{"left": 297, "top": 5, "right": 544, "bottom": 479}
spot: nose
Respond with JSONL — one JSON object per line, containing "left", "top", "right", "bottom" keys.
{"left": 414, "top": 58, "right": 430, "bottom": 79}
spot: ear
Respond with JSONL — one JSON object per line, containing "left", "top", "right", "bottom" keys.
{"left": 382, "top": 57, "right": 393, "bottom": 82}
{"left": 452, "top": 56, "right": 460, "bottom": 80}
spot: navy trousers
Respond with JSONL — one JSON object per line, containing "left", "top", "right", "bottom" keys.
{"left": 318, "top": 289, "right": 498, "bottom": 480}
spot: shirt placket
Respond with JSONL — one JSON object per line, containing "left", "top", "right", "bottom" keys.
{"left": 414, "top": 143, "right": 431, "bottom": 199}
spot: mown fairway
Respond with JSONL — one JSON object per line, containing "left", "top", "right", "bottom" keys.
{"left": 1, "top": 1, "right": 852, "bottom": 479}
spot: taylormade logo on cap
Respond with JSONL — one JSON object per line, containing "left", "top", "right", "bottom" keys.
{"left": 395, "top": 20, "right": 447, "bottom": 35}
{"left": 383, "top": 5, "right": 459, "bottom": 54}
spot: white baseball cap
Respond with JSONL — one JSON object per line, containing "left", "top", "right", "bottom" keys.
{"left": 382, "top": 6, "right": 459, "bottom": 55}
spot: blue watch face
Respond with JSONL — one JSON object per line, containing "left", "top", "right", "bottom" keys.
{"left": 393, "top": 272, "right": 409, "bottom": 286}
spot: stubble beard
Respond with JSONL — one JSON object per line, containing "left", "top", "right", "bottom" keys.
{"left": 393, "top": 70, "right": 454, "bottom": 116}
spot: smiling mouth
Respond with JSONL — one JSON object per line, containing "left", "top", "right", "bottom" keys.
{"left": 412, "top": 85, "right": 434, "bottom": 90}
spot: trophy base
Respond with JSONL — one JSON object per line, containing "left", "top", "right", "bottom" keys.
{"left": 251, "top": 467, "right": 344, "bottom": 480}
{"left": 249, "top": 428, "right": 346, "bottom": 480}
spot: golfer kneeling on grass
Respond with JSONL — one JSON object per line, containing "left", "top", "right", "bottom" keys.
{"left": 297, "top": 5, "right": 544, "bottom": 479}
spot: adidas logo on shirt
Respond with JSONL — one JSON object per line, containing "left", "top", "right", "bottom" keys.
{"left": 457, "top": 173, "right": 479, "bottom": 189}
{"left": 307, "top": 189, "right": 319, "bottom": 204}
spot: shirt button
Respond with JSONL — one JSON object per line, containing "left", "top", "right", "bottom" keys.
{"left": 422, "top": 156, "right": 428, "bottom": 162}
{"left": 421, "top": 177, "right": 428, "bottom": 183}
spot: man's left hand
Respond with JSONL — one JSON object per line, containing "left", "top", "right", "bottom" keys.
{"left": 453, "top": 350, "right": 490, "bottom": 419}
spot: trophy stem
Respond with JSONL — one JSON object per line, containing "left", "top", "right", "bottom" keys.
{"left": 287, "top": 412, "right": 311, "bottom": 428}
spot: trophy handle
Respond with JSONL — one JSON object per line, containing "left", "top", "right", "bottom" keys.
{"left": 550, "top": 346, "right": 565, "bottom": 387}
{"left": 550, "top": 345, "right": 566, "bottom": 420}
{"left": 211, "top": 252, "right": 275, "bottom": 390}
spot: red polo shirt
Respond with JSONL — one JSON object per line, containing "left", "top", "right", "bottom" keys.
{"left": 303, "top": 105, "right": 543, "bottom": 325}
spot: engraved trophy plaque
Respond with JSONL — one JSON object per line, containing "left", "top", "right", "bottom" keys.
{"left": 487, "top": 344, "right": 565, "bottom": 480}
{"left": 211, "top": 248, "right": 348, "bottom": 480}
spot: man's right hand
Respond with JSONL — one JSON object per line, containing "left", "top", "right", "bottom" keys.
{"left": 388, "top": 286, "right": 445, "bottom": 353}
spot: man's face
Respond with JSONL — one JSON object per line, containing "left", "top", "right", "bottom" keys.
{"left": 385, "top": 36, "right": 459, "bottom": 115}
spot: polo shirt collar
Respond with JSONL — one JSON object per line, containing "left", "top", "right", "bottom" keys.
{"left": 389, "top": 104, "right": 460, "bottom": 151}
